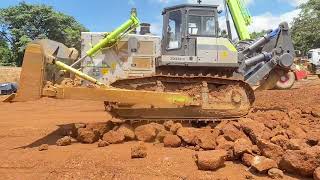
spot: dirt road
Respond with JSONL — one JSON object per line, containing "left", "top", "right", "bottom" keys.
{"left": 0, "top": 77, "right": 319, "bottom": 179}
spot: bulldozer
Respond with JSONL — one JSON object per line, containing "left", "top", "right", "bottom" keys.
{"left": 10, "top": 1, "right": 295, "bottom": 122}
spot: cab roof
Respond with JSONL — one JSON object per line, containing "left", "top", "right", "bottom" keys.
{"left": 163, "top": 4, "right": 219, "bottom": 14}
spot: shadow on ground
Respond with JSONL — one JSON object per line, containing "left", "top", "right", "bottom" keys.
{"left": 14, "top": 123, "right": 75, "bottom": 149}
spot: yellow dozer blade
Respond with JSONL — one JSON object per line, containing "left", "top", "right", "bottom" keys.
{"left": 14, "top": 39, "right": 78, "bottom": 102}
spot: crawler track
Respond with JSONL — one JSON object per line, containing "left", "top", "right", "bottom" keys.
{"left": 107, "top": 74, "right": 255, "bottom": 121}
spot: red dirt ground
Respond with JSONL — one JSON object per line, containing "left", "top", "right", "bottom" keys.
{"left": 0, "top": 77, "right": 319, "bottom": 179}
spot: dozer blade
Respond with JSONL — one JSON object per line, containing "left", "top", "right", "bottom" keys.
{"left": 14, "top": 40, "right": 78, "bottom": 102}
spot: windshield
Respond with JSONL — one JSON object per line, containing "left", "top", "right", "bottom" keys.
{"left": 188, "top": 10, "right": 216, "bottom": 36}
{"left": 167, "top": 10, "right": 182, "bottom": 50}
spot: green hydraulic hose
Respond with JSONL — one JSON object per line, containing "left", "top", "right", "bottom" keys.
{"left": 86, "top": 14, "right": 140, "bottom": 57}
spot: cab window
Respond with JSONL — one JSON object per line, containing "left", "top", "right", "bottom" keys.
{"left": 167, "top": 10, "right": 182, "bottom": 50}
{"left": 188, "top": 10, "right": 215, "bottom": 36}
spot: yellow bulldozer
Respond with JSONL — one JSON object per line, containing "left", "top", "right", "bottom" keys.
{"left": 9, "top": 3, "right": 295, "bottom": 123}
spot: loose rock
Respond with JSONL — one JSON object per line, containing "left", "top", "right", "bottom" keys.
{"left": 306, "top": 132, "right": 320, "bottom": 146}
{"left": 216, "top": 139, "right": 235, "bottom": 160}
{"left": 311, "top": 109, "right": 320, "bottom": 118}
{"left": 163, "top": 120, "right": 174, "bottom": 130}
{"left": 135, "top": 124, "right": 157, "bottom": 142}
{"left": 288, "top": 109, "right": 302, "bottom": 119}
{"left": 102, "top": 130, "right": 125, "bottom": 144}
{"left": 239, "top": 118, "right": 266, "bottom": 144}
{"left": 270, "top": 135, "right": 289, "bottom": 149}
{"left": 131, "top": 142, "right": 147, "bottom": 158}
{"left": 77, "top": 128, "right": 100, "bottom": 144}
{"left": 38, "top": 144, "right": 49, "bottom": 151}
{"left": 195, "top": 150, "right": 227, "bottom": 171}
{"left": 86, "top": 122, "right": 113, "bottom": 137}
{"left": 242, "top": 153, "right": 254, "bottom": 167}
{"left": 169, "top": 123, "right": 182, "bottom": 134}
{"left": 56, "top": 136, "right": 72, "bottom": 146}
{"left": 177, "top": 127, "right": 219, "bottom": 150}
{"left": 196, "top": 132, "right": 218, "bottom": 150}
{"left": 268, "top": 168, "right": 284, "bottom": 179}
{"left": 97, "top": 140, "right": 109, "bottom": 147}
{"left": 252, "top": 156, "right": 278, "bottom": 173}
{"left": 117, "top": 123, "right": 135, "bottom": 140}
{"left": 287, "top": 125, "right": 307, "bottom": 139}
{"left": 233, "top": 138, "right": 252, "bottom": 157}
{"left": 163, "top": 134, "right": 181, "bottom": 148}
{"left": 257, "top": 139, "right": 284, "bottom": 162}
{"left": 314, "top": 167, "right": 320, "bottom": 180}
{"left": 280, "top": 146, "right": 320, "bottom": 176}
{"left": 287, "top": 139, "right": 309, "bottom": 150}
{"left": 155, "top": 130, "right": 172, "bottom": 143}
{"left": 222, "top": 123, "right": 247, "bottom": 142}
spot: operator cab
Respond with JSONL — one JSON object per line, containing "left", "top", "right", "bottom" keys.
{"left": 159, "top": 4, "right": 238, "bottom": 69}
{"left": 162, "top": 4, "right": 218, "bottom": 56}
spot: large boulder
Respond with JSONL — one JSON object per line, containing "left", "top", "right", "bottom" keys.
{"left": 257, "top": 139, "right": 284, "bottom": 162}
{"left": 177, "top": 127, "right": 219, "bottom": 150}
{"left": 102, "top": 130, "right": 125, "bottom": 144}
{"left": 233, "top": 138, "right": 253, "bottom": 157}
{"left": 280, "top": 146, "right": 320, "bottom": 177}
{"left": 134, "top": 124, "right": 157, "bottom": 142}
{"left": 163, "top": 135, "right": 181, "bottom": 148}
{"left": 252, "top": 156, "right": 278, "bottom": 173}
{"left": 77, "top": 128, "right": 100, "bottom": 144}
{"left": 194, "top": 150, "right": 227, "bottom": 171}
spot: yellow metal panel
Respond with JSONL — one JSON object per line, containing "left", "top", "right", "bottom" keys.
{"left": 54, "top": 86, "right": 194, "bottom": 108}
{"left": 15, "top": 44, "right": 45, "bottom": 101}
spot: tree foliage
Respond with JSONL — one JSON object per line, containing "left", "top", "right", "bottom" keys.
{"left": 0, "top": 2, "right": 88, "bottom": 66}
{"left": 250, "top": 30, "right": 268, "bottom": 40}
{"left": 0, "top": 37, "right": 13, "bottom": 66}
{"left": 291, "top": 0, "right": 320, "bottom": 54}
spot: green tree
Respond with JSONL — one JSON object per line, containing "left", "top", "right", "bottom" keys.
{"left": 0, "top": 37, "right": 13, "bottom": 66}
{"left": 0, "top": 2, "right": 88, "bottom": 66}
{"left": 291, "top": 0, "right": 320, "bottom": 54}
{"left": 250, "top": 30, "right": 267, "bottom": 40}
